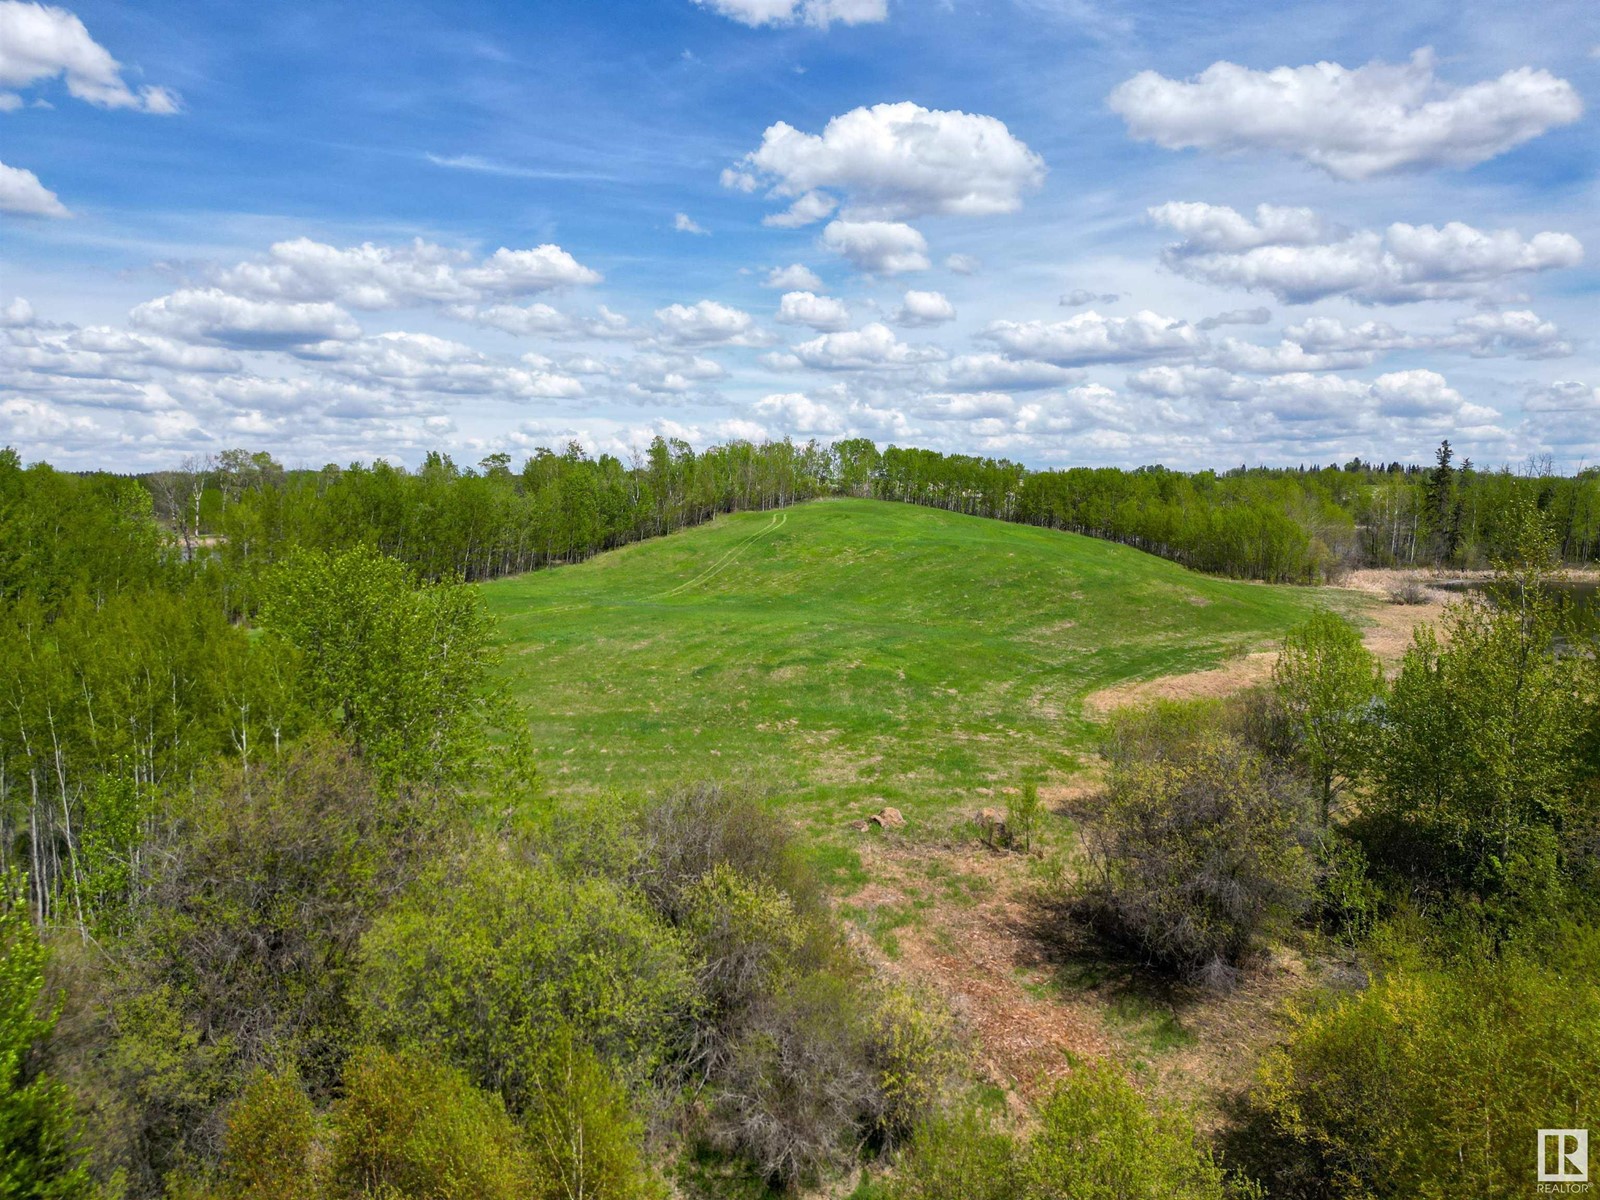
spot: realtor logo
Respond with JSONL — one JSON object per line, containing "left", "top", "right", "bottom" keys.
{"left": 1540, "top": 1129, "right": 1589, "bottom": 1184}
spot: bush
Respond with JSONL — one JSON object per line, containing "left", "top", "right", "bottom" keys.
{"left": 709, "top": 971, "right": 878, "bottom": 1188}
{"left": 1245, "top": 926, "right": 1600, "bottom": 1199}
{"left": 884, "top": 1103, "right": 1017, "bottom": 1200}
{"left": 1080, "top": 729, "right": 1314, "bottom": 984}
{"left": 96, "top": 738, "right": 453, "bottom": 1182}
{"left": 325, "top": 1047, "right": 542, "bottom": 1199}
{"left": 217, "top": 1070, "right": 318, "bottom": 1200}
{"left": 864, "top": 982, "right": 965, "bottom": 1146}
{"left": 1369, "top": 575, "right": 1588, "bottom": 902}
{"left": 1022, "top": 1062, "right": 1249, "bottom": 1200}
{"left": 1006, "top": 783, "right": 1042, "bottom": 852}
{"left": 631, "top": 784, "right": 823, "bottom": 922}
{"left": 889, "top": 1065, "right": 1249, "bottom": 1200}
{"left": 1386, "top": 580, "right": 1431, "bottom": 605}
{"left": 356, "top": 850, "right": 693, "bottom": 1109}
{"left": 1271, "top": 610, "right": 1382, "bottom": 825}
{"left": 678, "top": 864, "right": 809, "bottom": 1076}
{"left": 520, "top": 1032, "right": 663, "bottom": 1200}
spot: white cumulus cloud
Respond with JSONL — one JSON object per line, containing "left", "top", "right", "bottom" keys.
{"left": 0, "top": 159, "right": 68, "bottom": 216}
{"left": 775, "top": 291, "right": 851, "bottom": 331}
{"left": 215, "top": 238, "right": 602, "bottom": 309}
{"left": 792, "top": 322, "right": 945, "bottom": 370}
{"left": 130, "top": 289, "right": 361, "bottom": 348}
{"left": 729, "top": 102, "right": 1044, "bottom": 222}
{"left": 921, "top": 353, "right": 1081, "bottom": 391}
{"left": 294, "top": 331, "right": 583, "bottom": 398}
{"left": 820, "top": 220, "right": 929, "bottom": 275}
{"left": 982, "top": 310, "right": 1203, "bottom": 366}
{"left": 894, "top": 289, "right": 955, "bottom": 327}
{"left": 0, "top": 0, "right": 179, "bottom": 112}
{"left": 655, "top": 299, "right": 763, "bottom": 345}
{"left": 1153, "top": 202, "right": 1582, "bottom": 304}
{"left": 1110, "top": 48, "right": 1581, "bottom": 180}
{"left": 764, "top": 263, "right": 825, "bottom": 290}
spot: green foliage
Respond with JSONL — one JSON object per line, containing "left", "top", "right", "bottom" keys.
{"left": 1021, "top": 1062, "right": 1247, "bottom": 1200}
{"left": 1367, "top": 512, "right": 1591, "bottom": 902}
{"left": 1082, "top": 727, "right": 1314, "bottom": 984}
{"left": 1005, "top": 782, "right": 1042, "bottom": 852}
{"left": 217, "top": 1070, "right": 318, "bottom": 1200}
{"left": 679, "top": 864, "right": 808, "bottom": 1074}
{"left": 889, "top": 1067, "right": 1249, "bottom": 1200}
{"left": 884, "top": 1103, "right": 1017, "bottom": 1200}
{"left": 1272, "top": 610, "right": 1383, "bottom": 823}
{"left": 258, "top": 545, "right": 507, "bottom": 787}
{"left": 520, "top": 1033, "right": 663, "bottom": 1200}
{"left": 0, "top": 587, "right": 305, "bottom": 924}
{"left": 325, "top": 1047, "right": 542, "bottom": 1200}
{"left": 122, "top": 741, "right": 449, "bottom": 1089}
{"left": 1247, "top": 926, "right": 1600, "bottom": 1199}
{"left": 863, "top": 982, "right": 964, "bottom": 1145}
{"left": 355, "top": 850, "right": 693, "bottom": 1109}
{"left": 633, "top": 784, "right": 825, "bottom": 923}
{"left": 0, "top": 875, "right": 91, "bottom": 1200}
{"left": 78, "top": 741, "right": 452, "bottom": 1191}
{"left": 0, "top": 453, "right": 174, "bottom": 608}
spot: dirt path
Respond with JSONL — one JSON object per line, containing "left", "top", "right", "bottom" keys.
{"left": 840, "top": 831, "right": 1327, "bottom": 1121}
{"left": 849, "top": 840, "right": 1108, "bottom": 1107}
{"left": 1083, "top": 573, "right": 1450, "bottom": 714}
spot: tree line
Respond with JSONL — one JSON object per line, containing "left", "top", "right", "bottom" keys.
{"left": 128, "top": 437, "right": 1600, "bottom": 597}
{"left": 837, "top": 438, "right": 1600, "bottom": 583}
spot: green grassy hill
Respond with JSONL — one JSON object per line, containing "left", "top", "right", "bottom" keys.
{"left": 483, "top": 497, "right": 1339, "bottom": 835}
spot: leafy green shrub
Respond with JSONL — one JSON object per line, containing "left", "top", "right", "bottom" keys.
{"left": 1080, "top": 730, "right": 1314, "bottom": 984}
{"left": 356, "top": 850, "right": 692, "bottom": 1108}
{"left": 678, "top": 864, "right": 808, "bottom": 1075}
{"left": 325, "top": 1047, "right": 542, "bottom": 1199}
{"left": 1100, "top": 699, "right": 1229, "bottom": 770}
{"left": 889, "top": 1066, "right": 1247, "bottom": 1200}
{"left": 72, "top": 740, "right": 461, "bottom": 1190}
{"left": 1272, "top": 610, "right": 1382, "bottom": 825}
{"left": 0, "top": 874, "right": 92, "bottom": 1200}
{"left": 1022, "top": 1062, "right": 1248, "bottom": 1200}
{"left": 864, "top": 981, "right": 964, "bottom": 1145}
{"left": 1369, "top": 576, "right": 1589, "bottom": 903}
{"left": 520, "top": 1032, "right": 663, "bottom": 1200}
{"left": 258, "top": 545, "right": 510, "bottom": 788}
{"left": 884, "top": 1103, "right": 1017, "bottom": 1200}
{"left": 1006, "top": 783, "right": 1042, "bottom": 852}
{"left": 1310, "top": 833, "right": 1380, "bottom": 947}
{"left": 122, "top": 739, "right": 451, "bottom": 1088}
{"left": 1246, "top": 926, "right": 1600, "bottom": 1199}
{"left": 218, "top": 1069, "right": 318, "bottom": 1200}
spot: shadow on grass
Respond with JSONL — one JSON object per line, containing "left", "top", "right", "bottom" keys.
{"left": 1017, "top": 891, "right": 1212, "bottom": 1056}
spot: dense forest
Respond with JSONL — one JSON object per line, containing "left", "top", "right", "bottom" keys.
{"left": 2, "top": 439, "right": 1597, "bottom": 1199}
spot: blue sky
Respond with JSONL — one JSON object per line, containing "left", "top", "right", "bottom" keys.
{"left": 2, "top": 0, "right": 1597, "bottom": 471}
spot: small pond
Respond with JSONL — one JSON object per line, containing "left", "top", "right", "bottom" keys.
{"left": 1434, "top": 578, "right": 1599, "bottom": 638}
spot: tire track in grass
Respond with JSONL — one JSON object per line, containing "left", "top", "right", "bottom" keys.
{"left": 657, "top": 510, "right": 786, "bottom": 599}
{"left": 515, "top": 510, "right": 787, "bottom": 619}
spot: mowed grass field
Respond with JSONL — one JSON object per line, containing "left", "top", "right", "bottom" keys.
{"left": 483, "top": 498, "right": 1341, "bottom": 838}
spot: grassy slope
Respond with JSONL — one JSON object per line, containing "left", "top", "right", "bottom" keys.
{"left": 483, "top": 498, "right": 1337, "bottom": 837}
